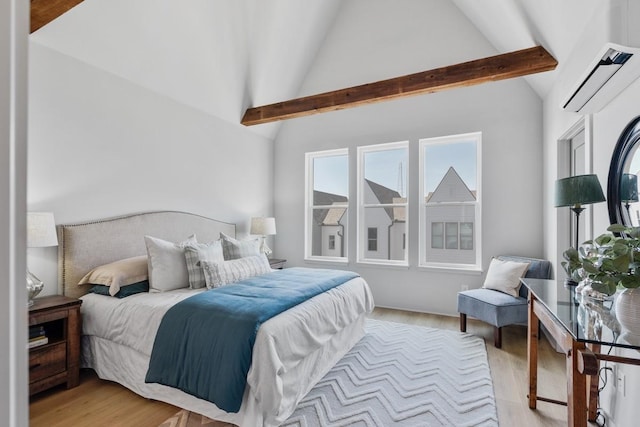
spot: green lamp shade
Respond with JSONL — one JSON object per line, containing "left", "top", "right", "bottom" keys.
{"left": 621, "top": 173, "right": 639, "bottom": 203}
{"left": 554, "top": 174, "right": 606, "bottom": 207}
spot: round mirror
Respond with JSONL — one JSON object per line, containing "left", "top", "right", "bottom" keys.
{"left": 608, "top": 116, "right": 640, "bottom": 226}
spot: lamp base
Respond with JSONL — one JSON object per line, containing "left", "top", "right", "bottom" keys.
{"left": 259, "top": 236, "right": 272, "bottom": 257}
{"left": 27, "top": 270, "right": 44, "bottom": 307}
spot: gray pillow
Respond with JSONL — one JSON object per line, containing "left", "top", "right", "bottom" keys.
{"left": 220, "top": 232, "right": 261, "bottom": 260}
{"left": 144, "top": 234, "right": 197, "bottom": 292}
{"left": 184, "top": 240, "right": 224, "bottom": 289}
{"left": 201, "top": 254, "right": 272, "bottom": 288}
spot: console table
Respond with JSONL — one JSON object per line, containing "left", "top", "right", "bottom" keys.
{"left": 521, "top": 278, "right": 640, "bottom": 427}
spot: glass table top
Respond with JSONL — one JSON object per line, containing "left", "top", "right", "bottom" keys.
{"left": 521, "top": 278, "right": 640, "bottom": 351}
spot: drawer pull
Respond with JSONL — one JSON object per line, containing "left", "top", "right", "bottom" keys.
{"left": 29, "top": 363, "right": 41, "bottom": 370}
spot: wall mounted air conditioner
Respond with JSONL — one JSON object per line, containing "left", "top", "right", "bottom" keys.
{"left": 561, "top": 43, "right": 640, "bottom": 114}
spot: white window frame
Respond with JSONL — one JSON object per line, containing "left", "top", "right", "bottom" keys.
{"left": 357, "top": 141, "right": 409, "bottom": 266}
{"left": 304, "top": 148, "right": 349, "bottom": 263}
{"left": 419, "top": 132, "right": 482, "bottom": 271}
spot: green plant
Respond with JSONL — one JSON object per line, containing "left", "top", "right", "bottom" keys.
{"left": 568, "top": 224, "right": 640, "bottom": 296}
{"left": 561, "top": 246, "right": 581, "bottom": 283}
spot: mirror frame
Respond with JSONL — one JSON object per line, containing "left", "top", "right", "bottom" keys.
{"left": 607, "top": 115, "right": 640, "bottom": 226}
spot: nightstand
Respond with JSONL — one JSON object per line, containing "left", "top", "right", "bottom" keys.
{"left": 269, "top": 258, "right": 287, "bottom": 269}
{"left": 28, "top": 295, "right": 82, "bottom": 396}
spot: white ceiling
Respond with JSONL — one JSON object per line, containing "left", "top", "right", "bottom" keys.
{"left": 30, "top": 0, "right": 602, "bottom": 139}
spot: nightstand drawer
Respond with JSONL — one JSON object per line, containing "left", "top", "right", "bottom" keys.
{"left": 29, "top": 342, "right": 66, "bottom": 383}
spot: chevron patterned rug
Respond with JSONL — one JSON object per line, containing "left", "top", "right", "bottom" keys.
{"left": 159, "top": 319, "right": 499, "bottom": 427}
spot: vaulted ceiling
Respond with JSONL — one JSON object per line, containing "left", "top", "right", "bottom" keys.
{"left": 30, "top": 0, "right": 601, "bottom": 139}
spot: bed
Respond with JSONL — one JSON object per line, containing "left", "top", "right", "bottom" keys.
{"left": 57, "top": 211, "right": 374, "bottom": 427}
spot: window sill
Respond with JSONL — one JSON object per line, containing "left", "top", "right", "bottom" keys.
{"left": 304, "top": 256, "right": 349, "bottom": 265}
{"left": 418, "top": 263, "right": 482, "bottom": 275}
{"left": 356, "top": 260, "right": 409, "bottom": 269}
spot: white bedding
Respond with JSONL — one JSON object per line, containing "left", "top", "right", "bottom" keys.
{"left": 80, "top": 276, "right": 374, "bottom": 427}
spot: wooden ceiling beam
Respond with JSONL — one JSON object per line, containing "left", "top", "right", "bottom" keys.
{"left": 241, "top": 45, "right": 557, "bottom": 126}
{"left": 30, "top": 0, "right": 84, "bottom": 33}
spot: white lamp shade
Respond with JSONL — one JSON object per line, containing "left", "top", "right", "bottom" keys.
{"left": 250, "top": 217, "right": 276, "bottom": 236}
{"left": 27, "top": 212, "right": 58, "bottom": 248}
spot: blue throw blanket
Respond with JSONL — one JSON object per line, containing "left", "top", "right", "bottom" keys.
{"left": 144, "top": 267, "right": 359, "bottom": 413}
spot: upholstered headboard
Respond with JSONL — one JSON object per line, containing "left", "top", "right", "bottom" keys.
{"left": 57, "top": 211, "right": 236, "bottom": 299}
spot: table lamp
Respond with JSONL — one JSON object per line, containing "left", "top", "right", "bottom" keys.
{"left": 27, "top": 212, "right": 58, "bottom": 306}
{"left": 250, "top": 217, "right": 276, "bottom": 256}
{"left": 554, "top": 174, "right": 606, "bottom": 250}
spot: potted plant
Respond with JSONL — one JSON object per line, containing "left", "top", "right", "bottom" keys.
{"left": 572, "top": 224, "right": 640, "bottom": 297}
{"left": 566, "top": 224, "right": 640, "bottom": 335}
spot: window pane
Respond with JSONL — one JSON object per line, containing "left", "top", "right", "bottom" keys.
{"left": 313, "top": 155, "right": 348, "bottom": 206}
{"left": 363, "top": 147, "right": 408, "bottom": 201}
{"left": 423, "top": 141, "right": 476, "bottom": 200}
{"left": 460, "top": 222, "right": 473, "bottom": 250}
{"left": 363, "top": 207, "right": 406, "bottom": 261}
{"left": 421, "top": 134, "right": 479, "bottom": 268}
{"left": 431, "top": 222, "right": 443, "bottom": 249}
{"left": 445, "top": 222, "right": 459, "bottom": 249}
{"left": 307, "top": 149, "right": 349, "bottom": 260}
{"left": 424, "top": 204, "right": 476, "bottom": 264}
{"left": 311, "top": 207, "right": 348, "bottom": 257}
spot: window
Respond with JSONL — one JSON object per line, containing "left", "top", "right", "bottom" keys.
{"left": 419, "top": 132, "right": 481, "bottom": 270}
{"left": 305, "top": 149, "right": 349, "bottom": 262}
{"left": 357, "top": 141, "right": 408, "bottom": 265}
{"left": 367, "top": 227, "right": 378, "bottom": 251}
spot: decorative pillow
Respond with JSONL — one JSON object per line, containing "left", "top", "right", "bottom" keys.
{"left": 482, "top": 257, "right": 530, "bottom": 297}
{"left": 144, "top": 234, "right": 197, "bottom": 292}
{"left": 78, "top": 255, "right": 148, "bottom": 297}
{"left": 201, "top": 254, "right": 272, "bottom": 288}
{"left": 220, "top": 232, "right": 261, "bottom": 260}
{"left": 184, "top": 240, "right": 224, "bottom": 289}
{"left": 89, "top": 280, "right": 150, "bottom": 298}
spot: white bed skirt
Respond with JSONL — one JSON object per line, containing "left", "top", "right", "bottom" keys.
{"left": 82, "top": 315, "right": 366, "bottom": 427}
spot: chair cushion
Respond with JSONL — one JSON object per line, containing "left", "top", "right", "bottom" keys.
{"left": 458, "top": 288, "right": 528, "bottom": 327}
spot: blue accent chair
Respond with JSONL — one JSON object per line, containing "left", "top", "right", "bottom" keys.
{"left": 457, "top": 256, "right": 552, "bottom": 348}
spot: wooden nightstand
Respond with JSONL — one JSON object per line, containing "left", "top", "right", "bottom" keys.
{"left": 269, "top": 258, "right": 287, "bottom": 269}
{"left": 28, "top": 295, "right": 82, "bottom": 396}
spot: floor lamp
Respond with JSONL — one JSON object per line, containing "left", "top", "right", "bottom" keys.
{"left": 555, "top": 174, "right": 606, "bottom": 251}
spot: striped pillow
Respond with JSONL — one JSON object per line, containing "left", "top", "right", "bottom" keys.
{"left": 220, "top": 232, "right": 261, "bottom": 260}
{"left": 201, "top": 254, "right": 272, "bottom": 288}
{"left": 184, "top": 240, "right": 224, "bottom": 289}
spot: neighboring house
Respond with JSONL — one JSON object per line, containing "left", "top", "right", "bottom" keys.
{"left": 312, "top": 191, "right": 347, "bottom": 257}
{"left": 425, "top": 167, "right": 476, "bottom": 265}
{"left": 363, "top": 180, "right": 406, "bottom": 261}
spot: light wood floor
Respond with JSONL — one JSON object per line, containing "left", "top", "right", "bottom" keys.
{"left": 29, "top": 307, "right": 568, "bottom": 427}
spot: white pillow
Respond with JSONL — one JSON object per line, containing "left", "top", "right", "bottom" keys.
{"left": 78, "top": 255, "right": 148, "bottom": 296}
{"left": 184, "top": 240, "right": 224, "bottom": 289}
{"left": 144, "top": 234, "right": 197, "bottom": 292}
{"left": 220, "top": 232, "right": 261, "bottom": 260}
{"left": 201, "top": 254, "right": 272, "bottom": 288}
{"left": 482, "top": 257, "right": 530, "bottom": 297}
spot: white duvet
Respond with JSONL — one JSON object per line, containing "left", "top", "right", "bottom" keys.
{"left": 80, "top": 276, "right": 374, "bottom": 426}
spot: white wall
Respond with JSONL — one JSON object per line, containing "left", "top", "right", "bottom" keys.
{"left": 1, "top": 0, "right": 28, "bottom": 424}
{"left": 273, "top": 0, "right": 544, "bottom": 315}
{"left": 27, "top": 42, "right": 275, "bottom": 295}
{"left": 540, "top": 3, "right": 640, "bottom": 425}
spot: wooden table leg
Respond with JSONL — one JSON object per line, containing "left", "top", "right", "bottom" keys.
{"left": 587, "top": 343, "right": 601, "bottom": 422}
{"left": 568, "top": 340, "right": 588, "bottom": 427}
{"left": 528, "top": 295, "right": 538, "bottom": 409}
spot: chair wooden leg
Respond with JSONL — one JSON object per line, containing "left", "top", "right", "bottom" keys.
{"left": 460, "top": 313, "right": 467, "bottom": 332}
{"left": 494, "top": 326, "right": 502, "bottom": 348}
